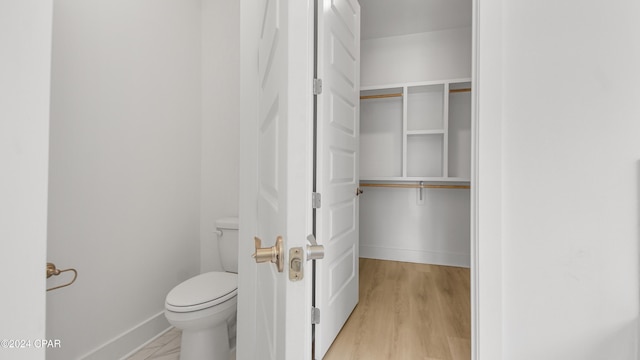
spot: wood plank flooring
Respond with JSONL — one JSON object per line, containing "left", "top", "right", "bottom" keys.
{"left": 323, "top": 258, "right": 470, "bottom": 360}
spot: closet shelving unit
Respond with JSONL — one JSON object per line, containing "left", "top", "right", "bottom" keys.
{"left": 359, "top": 78, "right": 472, "bottom": 189}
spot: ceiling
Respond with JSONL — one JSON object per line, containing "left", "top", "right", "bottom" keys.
{"left": 360, "top": 0, "right": 472, "bottom": 40}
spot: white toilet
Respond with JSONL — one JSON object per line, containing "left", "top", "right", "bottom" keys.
{"left": 165, "top": 217, "right": 239, "bottom": 360}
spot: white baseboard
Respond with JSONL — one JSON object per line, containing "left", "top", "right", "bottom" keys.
{"left": 360, "top": 244, "right": 470, "bottom": 268}
{"left": 80, "top": 310, "right": 171, "bottom": 360}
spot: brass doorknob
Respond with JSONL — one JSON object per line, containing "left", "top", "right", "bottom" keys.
{"left": 252, "top": 236, "right": 284, "bottom": 272}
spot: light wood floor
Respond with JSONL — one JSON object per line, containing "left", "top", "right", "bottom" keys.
{"left": 323, "top": 258, "right": 470, "bottom": 360}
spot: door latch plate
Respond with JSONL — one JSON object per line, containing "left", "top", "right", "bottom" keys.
{"left": 289, "top": 247, "right": 303, "bottom": 281}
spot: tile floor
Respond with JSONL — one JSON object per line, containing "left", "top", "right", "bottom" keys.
{"left": 126, "top": 328, "right": 181, "bottom": 360}
{"left": 126, "top": 327, "right": 237, "bottom": 360}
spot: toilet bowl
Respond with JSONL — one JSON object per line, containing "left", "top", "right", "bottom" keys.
{"left": 164, "top": 217, "right": 239, "bottom": 360}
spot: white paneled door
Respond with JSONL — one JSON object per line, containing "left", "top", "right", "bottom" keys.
{"left": 237, "top": 0, "right": 314, "bottom": 359}
{"left": 238, "top": 0, "right": 360, "bottom": 359}
{"left": 315, "top": 0, "right": 361, "bottom": 358}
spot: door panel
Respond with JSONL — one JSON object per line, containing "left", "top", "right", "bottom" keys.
{"left": 237, "top": 0, "right": 314, "bottom": 359}
{"left": 315, "top": 0, "right": 361, "bottom": 358}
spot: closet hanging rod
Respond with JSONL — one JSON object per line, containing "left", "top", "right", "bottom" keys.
{"left": 360, "top": 93, "right": 403, "bottom": 100}
{"left": 449, "top": 88, "right": 472, "bottom": 93}
{"left": 359, "top": 183, "right": 470, "bottom": 190}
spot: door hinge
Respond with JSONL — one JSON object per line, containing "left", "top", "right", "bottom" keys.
{"left": 312, "top": 192, "right": 321, "bottom": 209}
{"left": 313, "top": 78, "right": 323, "bottom": 95}
{"left": 311, "top": 307, "right": 321, "bottom": 325}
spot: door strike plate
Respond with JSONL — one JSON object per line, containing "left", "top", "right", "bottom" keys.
{"left": 289, "top": 247, "right": 304, "bottom": 281}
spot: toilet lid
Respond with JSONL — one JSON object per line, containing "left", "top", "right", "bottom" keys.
{"left": 166, "top": 272, "right": 237, "bottom": 312}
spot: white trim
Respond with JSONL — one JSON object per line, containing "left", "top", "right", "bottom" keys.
{"left": 470, "top": 15, "right": 479, "bottom": 360}
{"left": 470, "top": 0, "right": 478, "bottom": 358}
{"left": 471, "top": 0, "right": 504, "bottom": 359}
{"left": 80, "top": 311, "right": 171, "bottom": 360}
{"left": 360, "top": 245, "right": 470, "bottom": 268}
{"left": 470, "top": 0, "right": 480, "bottom": 354}
{"left": 1, "top": 2, "right": 52, "bottom": 359}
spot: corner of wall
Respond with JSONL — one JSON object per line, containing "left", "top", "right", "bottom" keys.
{"left": 199, "top": 0, "right": 241, "bottom": 273}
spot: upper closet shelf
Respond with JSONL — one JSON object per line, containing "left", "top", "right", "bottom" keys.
{"left": 360, "top": 78, "right": 472, "bottom": 92}
{"left": 406, "top": 129, "right": 445, "bottom": 135}
{"left": 359, "top": 78, "right": 472, "bottom": 183}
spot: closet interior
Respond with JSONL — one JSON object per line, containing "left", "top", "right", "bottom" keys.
{"left": 358, "top": 0, "right": 472, "bottom": 269}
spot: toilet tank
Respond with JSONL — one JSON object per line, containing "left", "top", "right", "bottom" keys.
{"left": 216, "top": 217, "right": 239, "bottom": 273}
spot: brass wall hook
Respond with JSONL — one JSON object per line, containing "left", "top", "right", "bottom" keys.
{"left": 46, "top": 262, "right": 78, "bottom": 292}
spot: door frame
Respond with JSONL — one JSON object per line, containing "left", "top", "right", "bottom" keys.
{"left": 237, "top": 0, "right": 507, "bottom": 358}
{"left": 470, "top": 0, "right": 504, "bottom": 359}
{"left": 1, "top": 1, "right": 52, "bottom": 358}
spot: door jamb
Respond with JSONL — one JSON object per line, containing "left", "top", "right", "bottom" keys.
{"left": 470, "top": 0, "right": 504, "bottom": 359}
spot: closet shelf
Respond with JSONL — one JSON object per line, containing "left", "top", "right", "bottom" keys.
{"left": 406, "top": 129, "right": 445, "bottom": 135}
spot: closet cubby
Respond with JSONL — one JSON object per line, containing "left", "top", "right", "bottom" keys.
{"left": 360, "top": 87, "right": 404, "bottom": 179}
{"left": 406, "top": 134, "right": 443, "bottom": 177}
{"left": 448, "top": 81, "right": 472, "bottom": 179}
{"left": 360, "top": 79, "right": 471, "bottom": 182}
{"left": 407, "top": 84, "right": 444, "bottom": 131}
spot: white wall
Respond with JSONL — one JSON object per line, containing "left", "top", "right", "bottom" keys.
{"left": 0, "top": 1, "right": 52, "bottom": 359}
{"left": 200, "top": 0, "right": 240, "bottom": 273}
{"left": 496, "top": 0, "right": 640, "bottom": 358}
{"left": 359, "top": 27, "right": 472, "bottom": 267}
{"left": 47, "top": 1, "right": 204, "bottom": 358}
{"left": 360, "top": 188, "right": 470, "bottom": 266}
{"left": 361, "top": 27, "right": 472, "bottom": 87}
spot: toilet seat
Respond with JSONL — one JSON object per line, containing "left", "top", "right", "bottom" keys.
{"left": 166, "top": 272, "right": 237, "bottom": 313}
